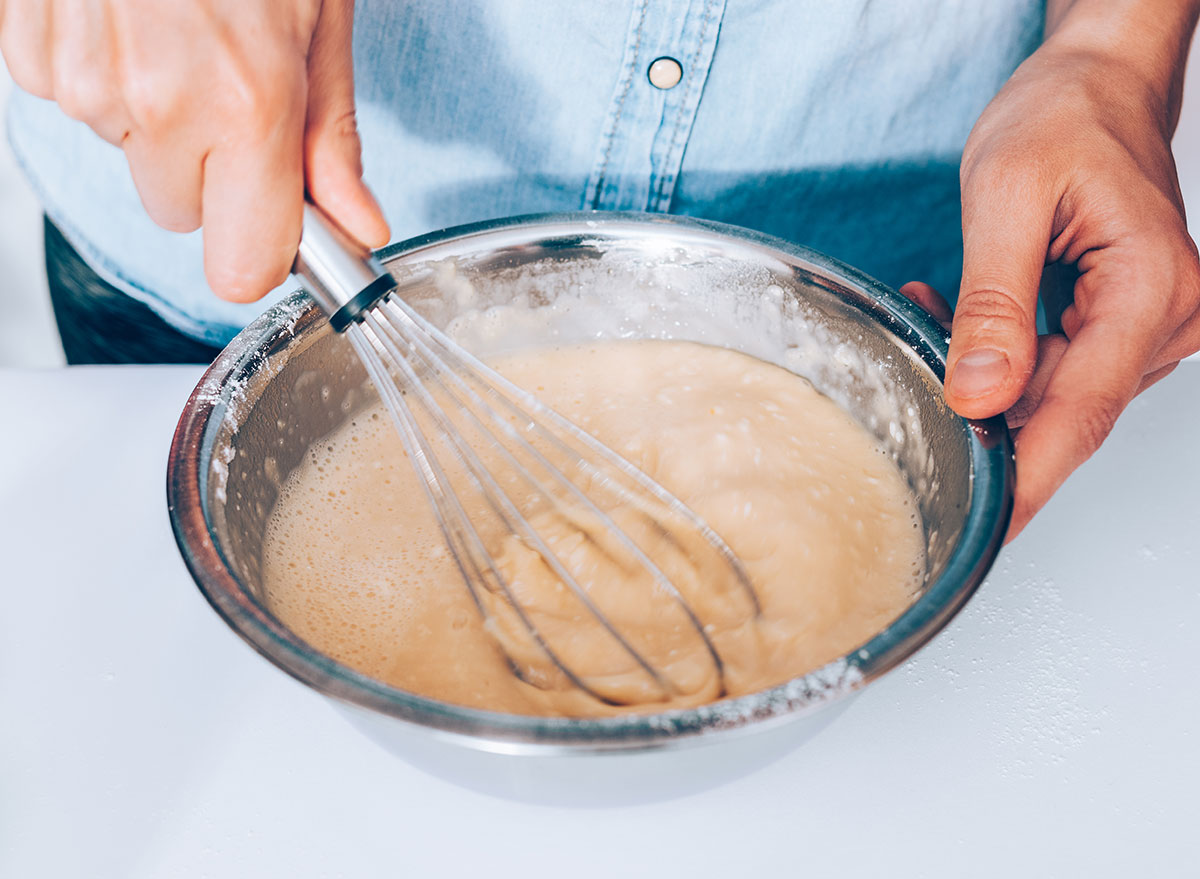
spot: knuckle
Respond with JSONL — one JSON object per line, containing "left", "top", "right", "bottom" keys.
{"left": 961, "top": 140, "right": 1044, "bottom": 194}
{"left": 218, "top": 58, "right": 305, "bottom": 142}
{"left": 306, "top": 109, "right": 364, "bottom": 177}
{"left": 122, "top": 75, "right": 178, "bottom": 132}
{"left": 327, "top": 108, "right": 360, "bottom": 141}
{"left": 2, "top": 44, "right": 54, "bottom": 99}
{"left": 954, "top": 287, "right": 1033, "bottom": 331}
{"left": 959, "top": 144, "right": 994, "bottom": 187}
{"left": 1071, "top": 390, "right": 1124, "bottom": 454}
{"left": 52, "top": 73, "right": 114, "bottom": 124}
{"left": 222, "top": 87, "right": 290, "bottom": 143}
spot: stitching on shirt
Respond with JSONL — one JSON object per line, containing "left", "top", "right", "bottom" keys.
{"left": 650, "top": 0, "right": 721, "bottom": 211}
{"left": 585, "top": 0, "right": 649, "bottom": 210}
{"left": 651, "top": 0, "right": 719, "bottom": 209}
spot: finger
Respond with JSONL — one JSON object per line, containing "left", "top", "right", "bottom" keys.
{"left": 303, "top": 0, "right": 389, "bottom": 248}
{"left": 1, "top": 0, "right": 54, "bottom": 98}
{"left": 1005, "top": 357, "right": 1183, "bottom": 530}
{"left": 898, "top": 281, "right": 954, "bottom": 327}
{"left": 1066, "top": 301, "right": 1199, "bottom": 363}
{"left": 1005, "top": 317, "right": 1156, "bottom": 538}
{"left": 1060, "top": 302, "right": 1082, "bottom": 339}
{"left": 946, "top": 164, "right": 1050, "bottom": 419}
{"left": 201, "top": 87, "right": 306, "bottom": 302}
{"left": 1003, "top": 333, "right": 1068, "bottom": 430}
{"left": 123, "top": 132, "right": 204, "bottom": 232}
{"left": 1066, "top": 267, "right": 1200, "bottom": 366}
{"left": 49, "top": 0, "right": 124, "bottom": 141}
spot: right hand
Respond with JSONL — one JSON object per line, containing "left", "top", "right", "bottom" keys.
{"left": 0, "top": 0, "right": 389, "bottom": 301}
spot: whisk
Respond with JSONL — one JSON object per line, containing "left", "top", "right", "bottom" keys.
{"left": 293, "top": 206, "right": 760, "bottom": 707}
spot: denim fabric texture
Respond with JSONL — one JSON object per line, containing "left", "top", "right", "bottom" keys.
{"left": 43, "top": 218, "right": 224, "bottom": 364}
{"left": 6, "top": 0, "right": 1045, "bottom": 348}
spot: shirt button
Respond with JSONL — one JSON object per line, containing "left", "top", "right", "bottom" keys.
{"left": 647, "top": 57, "right": 683, "bottom": 90}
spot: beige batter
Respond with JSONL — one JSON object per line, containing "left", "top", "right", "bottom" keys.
{"left": 262, "top": 339, "right": 924, "bottom": 716}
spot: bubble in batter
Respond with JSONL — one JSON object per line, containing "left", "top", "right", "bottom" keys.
{"left": 262, "top": 339, "right": 925, "bottom": 717}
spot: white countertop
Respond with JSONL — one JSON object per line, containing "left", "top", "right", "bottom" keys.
{"left": 1, "top": 363, "right": 1197, "bottom": 878}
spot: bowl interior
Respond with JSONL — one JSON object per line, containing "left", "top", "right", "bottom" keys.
{"left": 173, "top": 214, "right": 1011, "bottom": 749}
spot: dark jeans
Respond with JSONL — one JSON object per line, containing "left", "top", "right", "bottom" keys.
{"left": 44, "top": 217, "right": 223, "bottom": 365}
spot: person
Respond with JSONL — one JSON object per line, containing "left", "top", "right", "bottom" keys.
{"left": 2, "top": 0, "right": 1198, "bottom": 540}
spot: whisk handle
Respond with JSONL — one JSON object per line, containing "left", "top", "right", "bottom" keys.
{"left": 294, "top": 204, "right": 397, "bottom": 332}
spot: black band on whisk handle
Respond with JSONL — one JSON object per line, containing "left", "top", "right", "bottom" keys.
{"left": 293, "top": 204, "right": 397, "bottom": 332}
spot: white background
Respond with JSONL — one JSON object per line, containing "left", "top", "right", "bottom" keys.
{"left": 1, "top": 329, "right": 1197, "bottom": 879}
{"left": 2, "top": 30, "right": 1200, "bottom": 879}
{"left": 3, "top": 35, "right": 1200, "bottom": 366}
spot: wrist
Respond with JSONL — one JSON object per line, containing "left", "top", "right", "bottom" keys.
{"left": 1043, "top": 0, "right": 1200, "bottom": 130}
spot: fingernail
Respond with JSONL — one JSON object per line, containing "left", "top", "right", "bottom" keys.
{"left": 950, "top": 349, "right": 1010, "bottom": 398}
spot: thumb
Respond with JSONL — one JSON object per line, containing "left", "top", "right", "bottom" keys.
{"left": 303, "top": 0, "right": 390, "bottom": 249}
{"left": 945, "top": 166, "right": 1049, "bottom": 419}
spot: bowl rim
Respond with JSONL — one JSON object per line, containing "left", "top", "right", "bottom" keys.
{"left": 166, "top": 210, "right": 1014, "bottom": 753}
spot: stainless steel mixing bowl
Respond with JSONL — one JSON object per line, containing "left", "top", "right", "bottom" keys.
{"left": 167, "top": 212, "right": 1012, "bottom": 803}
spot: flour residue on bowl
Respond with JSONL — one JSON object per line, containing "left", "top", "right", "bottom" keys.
{"left": 260, "top": 338, "right": 925, "bottom": 717}
{"left": 412, "top": 251, "right": 942, "bottom": 502}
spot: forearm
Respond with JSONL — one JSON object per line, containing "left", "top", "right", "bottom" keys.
{"left": 1043, "top": 0, "right": 1200, "bottom": 130}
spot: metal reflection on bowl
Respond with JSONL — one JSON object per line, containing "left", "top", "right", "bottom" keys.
{"left": 166, "top": 212, "right": 1012, "bottom": 801}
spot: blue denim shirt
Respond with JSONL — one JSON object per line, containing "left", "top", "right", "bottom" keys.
{"left": 7, "top": 0, "right": 1044, "bottom": 347}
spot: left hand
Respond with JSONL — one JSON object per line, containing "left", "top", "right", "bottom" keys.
{"left": 903, "top": 40, "right": 1200, "bottom": 540}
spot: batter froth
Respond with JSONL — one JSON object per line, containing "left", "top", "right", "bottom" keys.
{"left": 262, "top": 339, "right": 924, "bottom": 716}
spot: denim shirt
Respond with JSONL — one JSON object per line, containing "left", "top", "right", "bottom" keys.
{"left": 6, "top": 0, "right": 1044, "bottom": 347}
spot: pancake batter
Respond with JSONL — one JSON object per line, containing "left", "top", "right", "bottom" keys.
{"left": 262, "top": 339, "right": 925, "bottom": 716}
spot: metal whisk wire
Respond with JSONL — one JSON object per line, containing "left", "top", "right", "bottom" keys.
{"left": 295, "top": 204, "right": 759, "bottom": 706}
{"left": 345, "top": 311, "right": 681, "bottom": 702}
{"left": 377, "top": 295, "right": 760, "bottom": 622}
{"left": 342, "top": 321, "right": 615, "bottom": 700}
{"left": 357, "top": 294, "right": 762, "bottom": 699}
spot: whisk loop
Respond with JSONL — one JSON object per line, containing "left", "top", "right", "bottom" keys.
{"left": 296, "top": 205, "right": 760, "bottom": 707}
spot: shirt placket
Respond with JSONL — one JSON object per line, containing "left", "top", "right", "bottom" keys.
{"left": 584, "top": 0, "right": 727, "bottom": 213}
